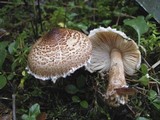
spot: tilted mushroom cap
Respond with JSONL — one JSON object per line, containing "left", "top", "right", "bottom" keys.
{"left": 86, "top": 27, "right": 141, "bottom": 75}
{"left": 27, "top": 28, "right": 92, "bottom": 83}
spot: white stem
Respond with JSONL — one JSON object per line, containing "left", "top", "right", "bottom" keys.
{"left": 105, "top": 49, "right": 128, "bottom": 107}
{"left": 109, "top": 49, "right": 126, "bottom": 88}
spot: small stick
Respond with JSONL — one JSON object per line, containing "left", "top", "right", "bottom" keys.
{"left": 12, "top": 94, "right": 16, "bottom": 120}
{"left": 126, "top": 104, "right": 136, "bottom": 115}
{"left": 0, "top": 97, "right": 12, "bottom": 100}
{"left": 142, "top": 56, "right": 151, "bottom": 68}
{"left": 0, "top": 1, "right": 14, "bottom": 4}
{"left": 156, "top": 83, "right": 160, "bottom": 95}
{"left": 151, "top": 60, "right": 160, "bottom": 69}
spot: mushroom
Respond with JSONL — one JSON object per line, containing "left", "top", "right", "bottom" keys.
{"left": 27, "top": 28, "right": 92, "bottom": 83}
{"left": 86, "top": 27, "right": 141, "bottom": 107}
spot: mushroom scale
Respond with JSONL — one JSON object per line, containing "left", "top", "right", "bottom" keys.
{"left": 27, "top": 28, "right": 92, "bottom": 83}
{"left": 86, "top": 27, "right": 141, "bottom": 107}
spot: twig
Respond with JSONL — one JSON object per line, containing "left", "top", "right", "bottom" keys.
{"left": 156, "top": 83, "right": 160, "bottom": 95}
{"left": 142, "top": 56, "right": 151, "bottom": 68}
{"left": 0, "top": 32, "right": 8, "bottom": 38}
{"left": 0, "top": 1, "right": 16, "bottom": 4}
{"left": 135, "top": 86, "right": 147, "bottom": 95}
{"left": 116, "top": 16, "right": 120, "bottom": 26}
{"left": 126, "top": 78, "right": 139, "bottom": 83}
{"left": 12, "top": 94, "right": 16, "bottom": 120}
{"left": 126, "top": 78, "right": 158, "bottom": 85}
{"left": 0, "top": 29, "right": 9, "bottom": 38}
{"left": 0, "top": 1, "right": 25, "bottom": 5}
{"left": 120, "top": 13, "right": 136, "bottom": 19}
{"left": 126, "top": 104, "right": 136, "bottom": 115}
{"left": 142, "top": 56, "right": 156, "bottom": 74}
{"left": 37, "top": 0, "right": 43, "bottom": 32}
{"left": 151, "top": 60, "right": 160, "bottom": 69}
{"left": 0, "top": 97, "right": 12, "bottom": 100}
{"left": 149, "top": 76, "right": 160, "bottom": 85}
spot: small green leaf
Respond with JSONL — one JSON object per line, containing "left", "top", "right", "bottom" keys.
{"left": 21, "top": 103, "right": 40, "bottom": 120}
{"left": 80, "top": 100, "right": 88, "bottom": 109}
{"left": 21, "top": 114, "right": 29, "bottom": 120}
{"left": 0, "top": 41, "right": 9, "bottom": 48}
{"left": 77, "top": 23, "right": 88, "bottom": 31}
{"left": 141, "top": 64, "right": 148, "bottom": 75}
{"left": 139, "top": 74, "right": 149, "bottom": 86}
{"left": 0, "top": 18, "right": 4, "bottom": 25}
{"left": 76, "top": 75, "right": 86, "bottom": 88}
{"left": 22, "top": 115, "right": 36, "bottom": 120}
{"left": 0, "top": 49, "right": 7, "bottom": 70}
{"left": 148, "top": 90, "right": 157, "bottom": 101}
{"left": 72, "top": 96, "right": 81, "bottom": 103}
{"left": 11, "top": 61, "right": 18, "bottom": 71}
{"left": 7, "top": 73, "right": 14, "bottom": 81}
{"left": 65, "top": 84, "right": 79, "bottom": 94}
{"left": 68, "top": 13, "right": 78, "bottom": 20}
{"left": 152, "top": 98, "right": 160, "bottom": 110}
{"left": 29, "top": 103, "right": 40, "bottom": 117}
{"left": 124, "top": 16, "right": 149, "bottom": 45}
{"left": 0, "top": 50, "right": 8, "bottom": 70}
{"left": 0, "top": 75, "right": 7, "bottom": 89}
{"left": 0, "top": 41, "right": 9, "bottom": 70}
{"left": 30, "top": 115, "right": 37, "bottom": 120}
{"left": 102, "top": 20, "right": 112, "bottom": 26}
{"left": 8, "top": 41, "right": 16, "bottom": 54}
{"left": 136, "top": 117, "right": 150, "bottom": 120}
{"left": 18, "top": 78, "right": 25, "bottom": 89}
{"left": 22, "top": 70, "right": 26, "bottom": 76}
{"left": 148, "top": 90, "right": 160, "bottom": 110}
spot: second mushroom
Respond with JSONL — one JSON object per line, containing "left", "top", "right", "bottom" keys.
{"left": 27, "top": 28, "right": 92, "bottom": 83}
{"left": 86, "top": 27, "right": 141, "bottom": 107}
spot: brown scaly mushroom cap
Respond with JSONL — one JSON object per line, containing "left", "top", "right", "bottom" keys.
{"left": 26, "top": 28, "right": 92, "bottom": 83}
{"left": 86, "top": 27, "right": 141, "bottom": 107}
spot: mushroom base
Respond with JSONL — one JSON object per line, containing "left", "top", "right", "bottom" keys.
{"left": 104, "top": 86, "right": 129, "bottom": 107}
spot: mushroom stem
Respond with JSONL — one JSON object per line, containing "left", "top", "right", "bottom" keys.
{"left": 105, "top": 49, "right": 128, "bottom": 107}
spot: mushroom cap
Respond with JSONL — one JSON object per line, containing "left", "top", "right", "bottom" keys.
{"left": 86, "top": 27, "right": 141, "bottom": 75}
{"left": 27, "top": 28, "right": 92, "bottom": 82}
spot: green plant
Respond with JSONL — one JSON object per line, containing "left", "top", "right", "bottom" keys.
{"left": 21, "top": 103, "right": 41, "bottom": 120}
{"left": 123, "top": 16, "right": 149, "bottom": 45}
{"left": 65, "top": 75, "right": 89, "bottom": 109}
{"left": 136, "top": 117, "right": 150, "bottom": 120}
{"left": 138, "top": 63, "right": 149, "bottom": 86}
{"left": 0, "top": 75, "right": 7, "bottom": 89}
{"left": 72, "top": 95, "right": 89, "bottom": 109}
{"left": 141, "top": 21, "right": 160, "bottom": 53}
{"left": 148, "top": 90, "right": 160, "bottom": 110}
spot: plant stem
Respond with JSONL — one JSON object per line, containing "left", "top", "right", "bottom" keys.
{"left": 12, "top": 94, "right": 16, "bottom": 120}
{"left": 150, "top": 76, "right": 160, "bottom": 85}
{"left": 37, "top": 0, "right": 43, "bottom": 32}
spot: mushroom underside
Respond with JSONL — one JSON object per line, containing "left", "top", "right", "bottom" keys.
{"left": 86, "top": 27, "right": 141, "bottom": 107}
